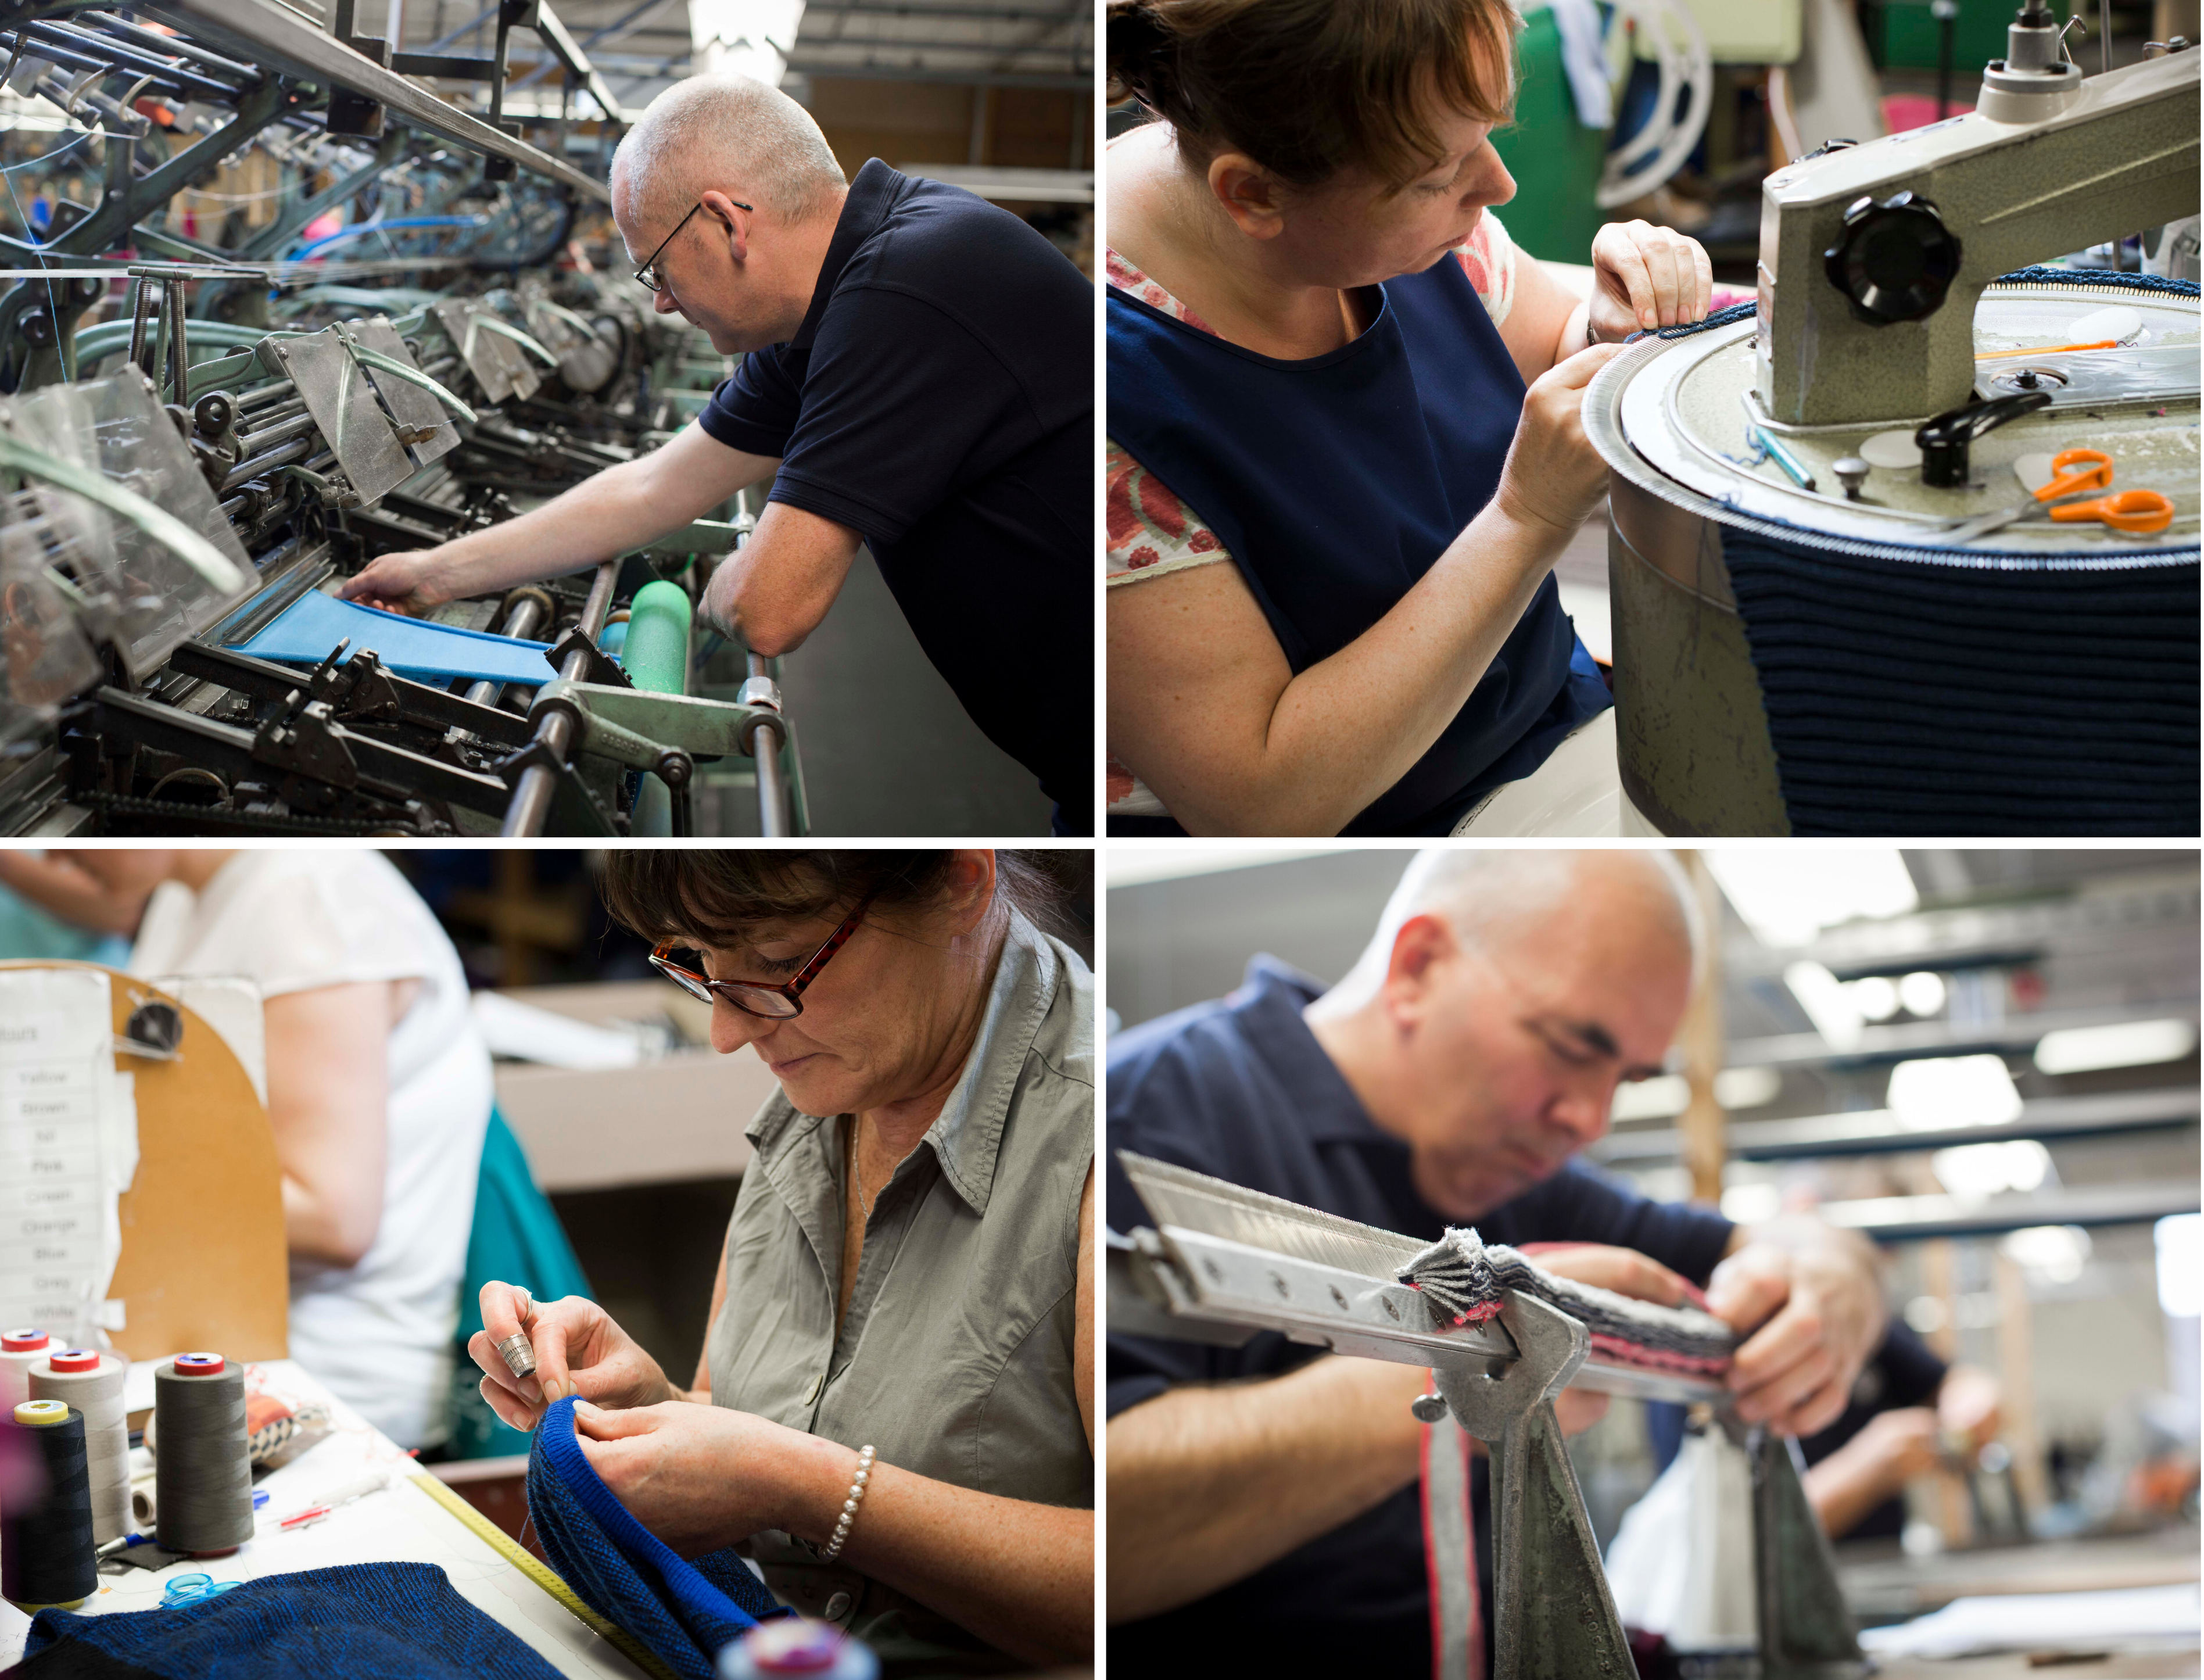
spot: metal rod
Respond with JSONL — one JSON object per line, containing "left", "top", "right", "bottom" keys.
{"left": 460, "top": 589, "right": 549, "bottom": 707}
{"left": 235, "top": 377, "right": 298, "bottom": 410}
{"left": 220, "top": 435, "right": 310, "bottom": 490}
{"left": 126, "top": 276, "right": 155, "bottom": 374}
{"left": 163, "top": 277, "right": 189, "bottom": 408}
{"left": 499, "top": 560, "right": 616, "bottom": 837}
{"left": 746, "top": 650, "right": 790, "bottom": 837}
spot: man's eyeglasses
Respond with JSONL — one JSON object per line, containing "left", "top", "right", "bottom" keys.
{"left": 650, "top": 886, "right": 880, "bottom": 1019}
{"left": 633, "top": 196, "right": 753, "bottom": 293}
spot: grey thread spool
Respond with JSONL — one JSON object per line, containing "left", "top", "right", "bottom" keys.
{"left": 32, "top": 1349, "right": 131, "bottom": 1545}
{"left": 153, "top": 1353, "right": 253, "bottom": 1556}
{"left": 1, "top": 1399, "right": 97, "bottom": 1610}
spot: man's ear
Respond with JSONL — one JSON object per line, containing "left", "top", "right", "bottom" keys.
{"left": 1207, "top": 152, "right": 1289, "bottom": 241}
{"left": 700, "top": 190, "right": 751, "bottom": 260}
{"left": 1381, "top": 913, "right": 1452, "bottom": 1026}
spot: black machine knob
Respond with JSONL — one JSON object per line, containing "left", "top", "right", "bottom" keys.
{"left": 1822, "top": 191, "right": 1965, "bottom": 325}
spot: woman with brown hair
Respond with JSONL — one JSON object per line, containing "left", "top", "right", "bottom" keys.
{"left": 468, "top": 851, "right": 1092, "bottom": 1674}
{"left": 1105, "top": 0, "right": 1714, "bottom": 836}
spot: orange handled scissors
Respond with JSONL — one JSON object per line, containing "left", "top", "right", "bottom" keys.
{"left": 1940, "top": 448, "right": 2174, "bottom": 542}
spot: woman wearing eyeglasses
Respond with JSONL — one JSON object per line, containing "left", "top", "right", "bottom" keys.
{"left": 468, "top": 850, "right": 1094, "bottom": 1673}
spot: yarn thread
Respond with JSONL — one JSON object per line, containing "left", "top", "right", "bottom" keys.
{"left": 32, "top": 1350, "right": 131, "bottom": 1544}
{"left": 1, "top": 1399, "right": 97, "bottom": 1609}
{"left": 153, "top": 1355, "right": 255, "bottom": 1556}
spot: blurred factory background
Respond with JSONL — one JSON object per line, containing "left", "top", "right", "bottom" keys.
{"left": 1106, "top": 847, "right": 2200, "bottom": 1618}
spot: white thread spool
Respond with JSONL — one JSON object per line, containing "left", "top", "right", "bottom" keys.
{"left": 31, "top": 1349, "right": 130, "bottom": 1545}
{"left": 0, "top": 1330, "right": 54, "bottom": 1414}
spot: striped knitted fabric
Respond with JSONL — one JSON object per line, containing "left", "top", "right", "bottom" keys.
{"left": 525, "top": 1395, "right": 789, "bottom": 1680}
{"left": 20, "top": 1563, "right": 563, "bottom": 1679}
{"left": 1398, "top": 1228, "right": 1736, "bottom": 1375}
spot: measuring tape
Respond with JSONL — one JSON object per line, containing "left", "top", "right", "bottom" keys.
{"left": 407, "top": 1473, "right": 678, "bottom": 1680}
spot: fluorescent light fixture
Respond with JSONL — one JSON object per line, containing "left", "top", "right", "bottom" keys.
{"left": 2156, "top": 1214, "right": 2201, "bottom": 1316}
{"left": 1720, "top": 1181, "right": 1782, "bottom": 1224}
{"left": 1930, "top": 1138, "right": 2049, "bottom": 1197}
{"left": 1716, "top": 1066, "right": 1782, "bottom": 1109}
{"left": 2034, "top": 1018, "right": 2198, "bottom": 1074}
{"left": 1851, "top": 976, "right": 1900, "bottom": 1022}
{"left": 2002, "top": 1224, "right": 2092, "bottom": 1287}
{"left": 1705, "top": 850, "right": 1919, "bottom": 948}
{"left": 1784, "top": 960, "right": 1863, "bottom": 1051}
{"left": 1898, "top": 970, "right": 1947, "bottom": 1017}
{"left": 1612, "top": 1074, "right": 1688, "bottom": 1121}
{"left": 1887, "top": 1054, "right": 2023, "bottom": 1130}
{"left": 1106, "top": 847, "right": 1347, "bottom": 887}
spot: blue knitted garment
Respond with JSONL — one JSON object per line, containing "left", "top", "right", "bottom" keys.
{"left": 526, "top": 1395, "right": 788, "bottom": 1680}
{"left": 21, "top": 1563, "right": 562, "bottom": 1678}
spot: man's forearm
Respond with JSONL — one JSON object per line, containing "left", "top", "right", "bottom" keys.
{"left": 1106, "top": 1356, "right": 1428, "bottom": 1623}
{"left": 421, "top": 455, "right": 684, "bottom": 599}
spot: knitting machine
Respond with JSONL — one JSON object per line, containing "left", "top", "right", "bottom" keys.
{"left": 1585, "top": 9, "right": 2199, "bottom": 839}
{"left": 1108, "top": 1152, "right": 1866, "bottom": 1680}
{"left": 0, "top": 0, "right": 806, "bottom": 836}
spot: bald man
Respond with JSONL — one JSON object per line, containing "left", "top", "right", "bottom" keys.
{"left": 1106, "top": 849, "right": 1885, "bottom": 1678}
{"left": 342, "top": 74, "right": 1093, "bottom": 831}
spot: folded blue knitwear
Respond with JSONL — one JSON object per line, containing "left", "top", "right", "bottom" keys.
{"left": 230, "top": 589, "right": 558, "bottom": 686}
{"left": 526, "top": 1395, "right": 788, "bottom": 1680}
{"left": 10, "top": 1563, "right": 562, "bottom": 1680}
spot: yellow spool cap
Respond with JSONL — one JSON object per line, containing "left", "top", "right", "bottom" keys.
{"left": 13, "top": 1398, "right": 68, "bottom": 1426}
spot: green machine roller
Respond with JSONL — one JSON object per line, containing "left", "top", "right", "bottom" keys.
{"left": 622, "top": 579, "right": 691, "bottom": 837}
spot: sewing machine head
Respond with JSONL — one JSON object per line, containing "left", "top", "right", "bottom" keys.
{"left": 1755, "top": 8, "right": 2199, "bottom": 428}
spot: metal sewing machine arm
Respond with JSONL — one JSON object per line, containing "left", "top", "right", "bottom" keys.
{"left": 1757, "top": 13, "right": 2198, "bottom": 427}
{"left": 1109, "top": 1152, "right": 1867, "bottom": 1680}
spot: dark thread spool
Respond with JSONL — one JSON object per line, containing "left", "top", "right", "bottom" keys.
{"left": 153, "top": 1354, "right": 253, "bottom": 1557}
{"left": 1, "top": 1400, "right": 97, "bottom": 1610}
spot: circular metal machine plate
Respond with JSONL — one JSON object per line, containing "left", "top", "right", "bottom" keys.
{"left": 1587, "top": 282, "right": 2200, "bottom": 564}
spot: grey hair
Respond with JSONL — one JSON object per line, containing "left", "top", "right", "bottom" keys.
{"left": 610, "top": 73, "right": 847, "bottom": 228}
{"left": 1316, "top": 848, "right": 1706, "bottom": 1012}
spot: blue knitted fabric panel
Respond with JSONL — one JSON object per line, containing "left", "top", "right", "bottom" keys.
{"left": 1719, "top": 529, "right": 2199, "bottom": 835}
{"left": 22, "top": 1563, "right": 562, "bottom": 1679}
{"left": 526, "top": 1395, "right": 787, "bottom": 1680}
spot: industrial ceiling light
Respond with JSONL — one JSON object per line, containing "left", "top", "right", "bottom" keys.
{"left": 2034, "top": 1018, "right": 2198, "bottom": 1074}
{"left": 1930, "top": 1138, "right": 2050, "bottom": 1198}
{"left": 1105, "top": 847, "right": 1345, "bottom": 887}
{"left": 2002, "top": 1224, "right": 2092, "bottom": 1287}
{"left": 1898, "top": 970, "right": 1947, "bottom": 1017}
{"left": 2156, "top": 1215, "right": 2200, "bottom": 1317}
{"left": 1784, "top": 959, "right": 1863, "bottom": 1051}
{"left": 1851, "top": 975, "right": 1900, "bottom": 1021}
{"left": 1706, "top": 850, "right": 1919, "bottom": 948}
{"left": 1887, "top": 1054, "right": 2023, "bottom": 1130}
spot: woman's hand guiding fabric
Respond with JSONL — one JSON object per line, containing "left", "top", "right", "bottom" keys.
{"left": 1587, "top": 219, "right": 1715, "bottom": 339}
{"left": 571, "top": 1399, "right": 848, "bottom": 1560}
{"left": 1495, "top": 340, "right": 1627, "bottom": 536}
{"left": 470, "top": 1282, "right": 678, "bottom": 1431}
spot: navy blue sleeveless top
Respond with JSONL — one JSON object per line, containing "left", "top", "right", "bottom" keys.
{"left": 1108, "top": 253, "right": 1611, "bottom": 834}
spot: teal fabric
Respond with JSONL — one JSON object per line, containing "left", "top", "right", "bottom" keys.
{"left": 0, "top": 888, "right": 129, "bottom": 965}
{"left": 443, "top": 1107, "right": 594, "bottom": 1459}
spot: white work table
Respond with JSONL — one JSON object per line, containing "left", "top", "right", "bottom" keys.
{"left": 0, "top": 1360, "right": 650, "bottom": 1679}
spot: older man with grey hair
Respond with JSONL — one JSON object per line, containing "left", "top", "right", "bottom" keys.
{"left": 1105, "top": 847, "right": 1886, "bottom": 1677}
{"left": 344, "top": 74, "right": 1093, "bottom": 830}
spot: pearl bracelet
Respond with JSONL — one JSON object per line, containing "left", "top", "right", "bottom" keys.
{"left": 820, "top": 1444, "right": 874, "bottom": 1562}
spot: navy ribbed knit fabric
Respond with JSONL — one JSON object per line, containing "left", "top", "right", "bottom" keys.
{"left": 19, "top": 1563, "right": 561, "bottom": 1679}
{"left": 1721, "top": 530, "right": 2199, "bottom": 836}
{"left": 525, "top": 1395, "right": 787, "bottom": 1680}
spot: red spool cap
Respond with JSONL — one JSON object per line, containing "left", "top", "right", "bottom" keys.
{"left": 173, "top": 1352, "right": 225, "bottom": 1376}
{"left": 2, "top": 1330, "right": 49, "bottom": 1353}
{"left": 748, "top": 1621, "right": 843, "bottom": 1674}
{"left": 49, "top": 1348, "right": 101, "bottom": 1373}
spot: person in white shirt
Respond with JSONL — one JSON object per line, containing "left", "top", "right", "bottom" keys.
{"left": 0, "top": 848, "right": 492, "bottom": 1449}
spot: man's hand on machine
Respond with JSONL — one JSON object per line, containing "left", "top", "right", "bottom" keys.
{"left": 1705, "top": 1222, "right": 1886, "bottom": 1437}
{"left": 336, "top": 546, "right": 458, "bottom": 617}
{"left": 469, "top": 1280, "right": 684, "bottom": 1430}
{"left": 1587, "top": 219, "right": 1714, "bottom": 341}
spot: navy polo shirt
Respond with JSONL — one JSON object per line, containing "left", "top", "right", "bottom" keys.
{"left": 1106, "top": 956, "right": 1735, "bottom": 1678}
{"left": 700, "top": 159, "right": 1094, "bottom": 823}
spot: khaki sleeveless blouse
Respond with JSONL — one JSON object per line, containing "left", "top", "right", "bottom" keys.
{"left": 706, "top": 910, "right": 1093, "bottom": 1669}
